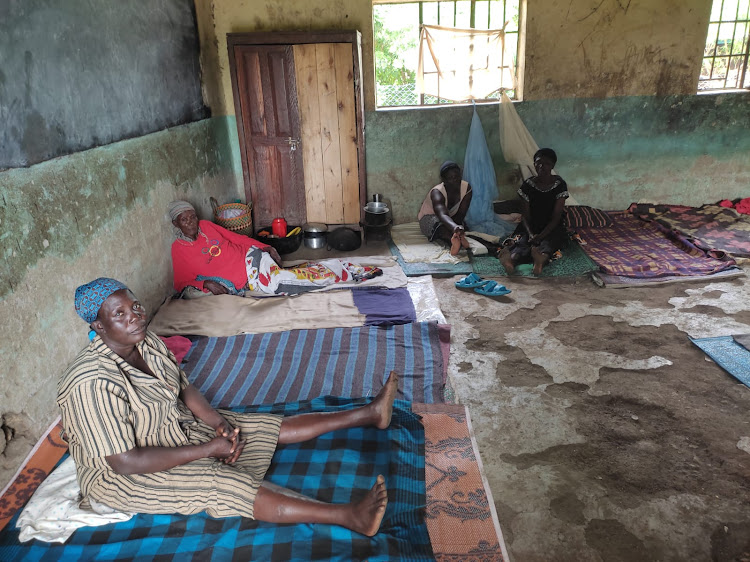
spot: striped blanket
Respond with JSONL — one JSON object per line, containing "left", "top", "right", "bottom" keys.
{"left": 182, "top": 322, "right": 445, "bottom": 406}
{"left": 0, "top": 398, "right": 433, "bottom": 561}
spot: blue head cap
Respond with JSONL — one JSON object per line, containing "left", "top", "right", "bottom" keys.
{"left": 74, "top": 278, "right": 128, "bottom": 324}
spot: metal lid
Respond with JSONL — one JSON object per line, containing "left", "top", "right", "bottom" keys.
{"left": 303, "top": 222, "right": 328, "bottom": 233}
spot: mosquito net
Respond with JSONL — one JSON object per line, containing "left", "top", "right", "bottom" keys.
{"left": 463, "top": 106, "right": 515, "bottom": 237}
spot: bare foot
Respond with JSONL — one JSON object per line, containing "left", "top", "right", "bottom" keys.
{"left": 450, "top": 232, "right": 461, "bottom": 255}
{"left": 459, "top": 232, "right": 470, "bottom": 249}
{"left": 348, "top": 475, "right": 388, "bottom": 536}
{"left": 531, "top": 247, "right": 548, "bottom": 275}
{"left": 498, "top": 249, "right": 515, "bottom": 274}
{"left": 370, "top": 371, "right": 399, "bottom": 429}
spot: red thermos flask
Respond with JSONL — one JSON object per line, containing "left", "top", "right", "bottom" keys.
{"left": 272, "top": 217, "right": 287, "bottom": 237}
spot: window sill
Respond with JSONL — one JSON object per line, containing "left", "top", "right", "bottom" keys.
{"left": 696, "top": 88, "right": 750, "bottom": 96}
{"left": 374, "top": 98, "right": 514, "bottom": 112}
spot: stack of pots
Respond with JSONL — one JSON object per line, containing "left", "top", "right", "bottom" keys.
{"left": 302, "top": 222, "right": 328, "bottom": 249}
{"left": 363, "top": 194, "right": 390, "bottom": 226}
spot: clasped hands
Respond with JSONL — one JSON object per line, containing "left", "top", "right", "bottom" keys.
{"left": 209, "top": 418, "right": 246, "bottom": 464}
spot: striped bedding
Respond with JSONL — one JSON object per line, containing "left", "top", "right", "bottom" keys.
{"left": 182, "top": 322, "right": 446, "bottom": 406}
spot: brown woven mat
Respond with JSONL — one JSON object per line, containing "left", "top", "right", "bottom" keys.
{"left": 415, "top": 403, "right": 510, "bottom": 561}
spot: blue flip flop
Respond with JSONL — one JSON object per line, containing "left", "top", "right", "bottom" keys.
{"left": 455, "top": 273, "right": 489, "bottom": 289}
{"left": 474, "top": 280, "right": 512, "bottom": 297}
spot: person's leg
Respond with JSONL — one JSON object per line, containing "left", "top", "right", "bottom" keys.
{"left": 253, "top": 475, "right": 388, "bottom": 536}
{"left": 531, "top": 246, "right": 550, "bottom": 275}
{"left": 277, "top": 371, "right": 399, "bottom": 444}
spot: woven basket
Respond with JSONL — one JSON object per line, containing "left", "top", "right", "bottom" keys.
{"left": 210, "top": 197, "right": 253, "bottom": 236}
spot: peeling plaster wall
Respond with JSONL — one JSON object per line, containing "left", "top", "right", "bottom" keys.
{"left": 524, "top": 0, "right": 711, "bottom": 99}
{"left": 517, "top": 93, "right": 750, "bottom": 210}
{"left": 366, "top": 105, "right": 518, "bottom": 225}
{"left": 366, "top": 92, "right": 750, "bottom": 222}
{"left": 0, "top": 117, "right": 237, "bottom": 490}
{"left": 195, "top": 0, "right": 374, "bottom": 115}
{"left": 194, "top": 0, "right": 746, "bottom": 222}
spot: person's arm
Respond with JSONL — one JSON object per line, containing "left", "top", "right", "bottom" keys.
{"left": 517, "top": 181, "right": 535, "bottom": 237}
{"left": 105, "top": 438, "right": 236, "bottom": 474}
{"left": 204, "top": 220, "right": 281, "bottom": 264}
{"left": 531, "top": 197, "right": 566, "bottom": 244}
{"left": 171, "top": 244, "right": 206, "bottom": 293}
{"left": 207, "top": 221, "right": 271, "bottom": 252}
{"left": 430, "top": 190, "right": 463, "bottom": 233}
{"left": 520, "top": 199, "right": 535, "bottom": 238}
{"left": 451, "top": 185, "right": 473, "bottom": 226}
{"left": 180, "top": 383, "right": 227, "bottom": 429}
{"left": 180, "top": 383, "right": 247, "bottom": 463}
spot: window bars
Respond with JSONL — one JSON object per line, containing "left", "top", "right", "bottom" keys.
{"left": 699, "top": 0, "right": 750, "bottom": 91}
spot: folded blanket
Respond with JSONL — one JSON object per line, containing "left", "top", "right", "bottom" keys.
{"left": 149, "top": 291, "right": 365, "bottom": 337}
{"left": 16, "top": 457, "right": 133, "bottom": 543}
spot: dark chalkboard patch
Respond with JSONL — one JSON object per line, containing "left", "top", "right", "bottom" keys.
{"left": 0, "top": 0, "right": 207, "bottom": 169}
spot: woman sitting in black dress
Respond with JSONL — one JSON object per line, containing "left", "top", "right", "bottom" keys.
{"left": 498, "top": 148, "right": 569, "bottom": 275}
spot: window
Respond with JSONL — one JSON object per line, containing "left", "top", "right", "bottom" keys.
{"left": 373, "top": 0, "right": 521, "bottom": 107}
{"left": 699, "top": 0, "right": 750, "bottom": 92}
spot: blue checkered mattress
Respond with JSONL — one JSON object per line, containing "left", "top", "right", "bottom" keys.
{"left": 0, "top": 398, "right": 433, "bottom": 561}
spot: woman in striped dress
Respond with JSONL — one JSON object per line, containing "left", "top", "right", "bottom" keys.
{"left": 58, "top": 278, "right": 396, "bottom": 537}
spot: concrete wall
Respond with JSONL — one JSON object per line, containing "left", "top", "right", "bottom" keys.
{"left": 195, "top": 0, "right": 749, "bottom": 226}
{"left": 366, "top": 92, "right": 750, "bottom": 223}
{"left": 524, "top": 0, "right": 711, "bottom": 99}
{"left": 195, "top": 0, "right": 375, "bottom": 115}
{"left": 0, "top": 118, "right": 238, "bottom": 490}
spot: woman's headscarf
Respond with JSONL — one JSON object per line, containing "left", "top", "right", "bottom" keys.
{"left": 439, "top": 160, "right": 461, "bottom": 178}
{"left": 168, "top": 200, "right": 199, "bottom": 241}
{"left": 74, "top": 278, "right": 128, "bottom": 324}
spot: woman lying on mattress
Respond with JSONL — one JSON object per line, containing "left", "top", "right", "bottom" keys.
{"left": 58, "top": 278, "right": 397, "bottom": 536}
{"left": 169, "top": 201, "right": 381, "bottom": 297}
{"left": 417, "top": 161, "right": 473, "bottom": 256}
{"left": 497, "top": 148, "right": 569, "bottom": 275}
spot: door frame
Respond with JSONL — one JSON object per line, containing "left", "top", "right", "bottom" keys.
{"left": 227, "top": 30, "right": 367, "bottom": 225}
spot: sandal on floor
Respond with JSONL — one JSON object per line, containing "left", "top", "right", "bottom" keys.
{"left": 455, "top": 273, "right": 489, "bottom": 289}
{"left": 474, "top": 280, "right": 512, "bottom": 297}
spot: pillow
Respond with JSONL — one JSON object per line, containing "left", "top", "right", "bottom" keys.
{"left": 565, "top": 206, "right": 613, "bottom": 228}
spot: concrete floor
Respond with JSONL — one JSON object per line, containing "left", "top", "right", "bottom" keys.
{"left": 279, "top": 241, "right": 750, "bottom": 559}
{"left": 433, "top": 270, "right": 750, "bottom": 562}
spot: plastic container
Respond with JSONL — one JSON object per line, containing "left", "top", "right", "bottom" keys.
{"left": 272, "top": 218, "right": 288, "bottom": 238}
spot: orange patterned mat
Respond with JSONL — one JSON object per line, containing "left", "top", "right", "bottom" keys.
{"left": 1, "top": 407, "right": 509, "bottom": 561}
{"left": 415, "top": 403, "right": 510, "bottom": 561}
{"left": 0, "top": 418, "right": 67, "bottom": 533}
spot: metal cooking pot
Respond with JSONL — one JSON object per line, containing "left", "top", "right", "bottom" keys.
{"left": 363, "top": 202, "right": 389, "bottom": 226}
{"left": 364, "top": 201, "right": 389, "bottom": 214}
{"left": 303, "top": 222, "right": 328, "bottom": 249}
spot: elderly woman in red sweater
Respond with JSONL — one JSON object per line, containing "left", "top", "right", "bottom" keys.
{"left": 169, "top": 201, "right": 380, "bottom": 297}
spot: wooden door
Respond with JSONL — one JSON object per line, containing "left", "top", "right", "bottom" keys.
{"left": 233, "top": 45, "right": 306, "bottom": 228}
{"left": 294, "top": 43, "right": 361, "bottom": 225}
{"left": 229, "top": 31, "right": 367, "bottom": 229}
